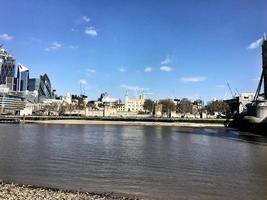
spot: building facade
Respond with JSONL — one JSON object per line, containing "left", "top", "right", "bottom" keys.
{"left": 116, "top": 104, "right": 125, "bottom": 112}
{"left": 28, "top": 74, "right": 53, "bottom": 102}
{"left": 28, "top": 78, "right": 40, "bottom": 91}
{"left": 0, "top": 47, "right": 15, "bottom": 85}
{"left": 17, "top": 64, "right": 29, "bottom": 91}
{"left": 39, "top": 74, "right": 52, "bottom": 99}
{"left": 0, "top": 94, "right": 26, "bottom": 114}
{"left": 225, "top": 92, "right": 255, "bottom": 114}
{"left": 63, "top": 92, "right": 72, "bottom": 104}
{"left": 124, "top": 93, "right": 146, "bottom": 112}
{"left": 6, "top": 77, "right": 19, "bottom": 91}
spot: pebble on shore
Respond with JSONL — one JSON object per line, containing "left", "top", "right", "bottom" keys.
{"left": 0, "top": 182, "right": 139, "bottom": 200}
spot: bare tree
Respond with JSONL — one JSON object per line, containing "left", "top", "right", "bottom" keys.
{"left": 177, "top": 98, "right": 193, "bottom": 114}
{"left": 206, "top": 100, "right": 230, "bottom": 114}
{"left": 159, "top": 99, "right": 175, "bottom": 117}
{"left": 143, "top": 99, "right": 154, "bottom": 113}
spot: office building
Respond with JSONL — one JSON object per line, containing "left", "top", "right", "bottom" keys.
{"left": 17, "top": 64, "right": 29, "bottom": 91}
{"left": 6, "top": 77, "right": 19, "bottom": 91}
{"left": 28, "top": 78, "right": 40, "bottom": 91}
{"left": 0, "top": 47, "right": 15, "bottom": 85}
{"left": 39, "top": 73, "right": 52, "bottom": 99}
{"left": 28, "top": 74, "right": 53, "bottom": 102}
{"left": 0, "top": 93, "right": 26, "bottom": 114}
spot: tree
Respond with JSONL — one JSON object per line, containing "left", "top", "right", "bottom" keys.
{"left": 177, "top": 98, "right": 193, "bottom": 114}
{"left": 76, "top": 96, "right": 87, "bottom": 110}
{"left": 206, "top": 100, "right": 230, "bottom": 114}
{"left": 159, "top": 99, "right": 175, "bottom": 117}
{"left": 67, "top": 103, "right": 75, "bottom": 112}
{"left": 143, "top": 99, "right": 154, "bottom": 113}
{"left": 58, "top": 104, "right": 66, "bottom": 115}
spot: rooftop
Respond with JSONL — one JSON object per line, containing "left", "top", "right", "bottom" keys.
{"left": 18, "top": 64, "right": 29, "bottom": 72}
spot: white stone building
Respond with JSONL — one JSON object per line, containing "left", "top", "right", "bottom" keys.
{"left": 116, "top": 104, "right": 125, "bottom": 112}
{"left": 63, "top": 92, "right": 72, "bottom": 104}
{"left": 239, "top": 92, "right": 255, "bottom": 113}
{"left": 124, "top": 93, "right": 146, "bottom": 112}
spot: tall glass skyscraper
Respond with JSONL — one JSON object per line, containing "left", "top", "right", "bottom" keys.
{"left": 17, "top": 64, "right": 29, "bottom": 91}
{"left": 39, "top": 73, "right": 52, "bottom": 98}
{"left": 28, "top": 78, "right": 40, "bottom": 91}
{"left": 0, "top": 47, "right": 15, "bottom": 85}
{"left": 28, "top": 74, "right": 53, "bottom": 102}
{"left": 6, "top": 77, "right": 19, "bottom": 91}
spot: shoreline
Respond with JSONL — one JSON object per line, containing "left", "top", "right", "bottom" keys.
{"left": 0, "top": 181, "right": 140, "bottom": 200}
{"left": 25, "top": 119, "right": 225, "bottom": 128}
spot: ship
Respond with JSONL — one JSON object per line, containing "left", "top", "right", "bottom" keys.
{"left": 228, "top": 34, "right": 267, "bottom": 134}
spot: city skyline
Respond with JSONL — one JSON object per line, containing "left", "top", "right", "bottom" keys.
{"left": 0, "top": 0, "right": 267, "bottom": 101}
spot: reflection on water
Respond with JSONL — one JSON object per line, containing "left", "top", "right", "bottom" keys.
{"left": 0, "top": 124, "right": 267, "bottom": 200}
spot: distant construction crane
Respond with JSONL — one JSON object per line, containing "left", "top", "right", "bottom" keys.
{"left": 227, "top": 81, "right": 235, "bottom": 98}
{"left": 235, "top": 88, "right": 240, "bottom": 96}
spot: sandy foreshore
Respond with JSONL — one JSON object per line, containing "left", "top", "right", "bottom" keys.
{"left": 0, "top": 182, "right": 139, "bottom": 200}
{"left": 25, "top": 119, "right": 224, "bottom": 127}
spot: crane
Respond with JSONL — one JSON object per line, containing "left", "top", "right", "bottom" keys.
{"left": 226, "top": 81, "right": 235, "bottom": 98}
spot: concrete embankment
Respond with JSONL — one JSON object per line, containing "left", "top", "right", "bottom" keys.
{"left": 13, "top": 116, "right": 226, "bottom": 127}
{"left": 26, "top": 119, "right": 224, "bottom": 127}
{"left": 0, "top": 181, "right": 139, "bottom": 200}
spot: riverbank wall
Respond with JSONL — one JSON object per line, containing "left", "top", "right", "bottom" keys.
{"left": 9, "top": 115, "right": 226, "bottom": 124}
{"left": 4, "top": 115, "right": 226, "bottom": 127}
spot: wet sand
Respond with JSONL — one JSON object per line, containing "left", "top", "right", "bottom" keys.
{"left": 0, "top": 181, "right": 139, "bottom": 200}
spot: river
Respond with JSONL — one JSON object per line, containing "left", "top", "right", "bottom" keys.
{"left": 0, "top": 123, "right": 267, "bottom": 199}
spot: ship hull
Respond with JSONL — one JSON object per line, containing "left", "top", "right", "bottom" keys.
{"left": 228, "top": 115, "right": 267, "bottom": 135}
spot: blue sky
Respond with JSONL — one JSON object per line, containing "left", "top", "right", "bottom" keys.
{"left": 0, "top": 0, "right": 267, "bottom": 102}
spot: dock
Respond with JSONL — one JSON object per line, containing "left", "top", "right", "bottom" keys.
{"left": 0, "top": 117, "right": 20, "bottom": 124}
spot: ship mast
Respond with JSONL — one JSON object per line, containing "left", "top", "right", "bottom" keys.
{"left": 254, "top": 34, "right": 267, "bottom": 100}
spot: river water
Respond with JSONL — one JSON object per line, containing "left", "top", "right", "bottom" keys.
{"left": 0, "top": 124, "right": 267, "bottom": 200}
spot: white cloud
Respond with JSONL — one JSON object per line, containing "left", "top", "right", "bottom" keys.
{"left": 69, "top": 45, "right": 78, "bottom": 49}
{"left": 52, "top": 42, "right": 61, "bottom": 48}
{"left": 75, "top": 16, "right": 91, "bottom": 24}
{"left": 44, "top": 42, "right": 62, "bottom": 51}
{"left": 120, "top": 84, "right": 148, "bottom": 91}
{"left": 0, "top": 33, "right": 13, "bottom": 41}
{"left": 79, "top": 79, "right": 88, "bottom": 85}
{"left": 160, "top": 66, "right": 172, "bottom": 72}
{"left": 180, "top": 76, "right": 206, "bottom": 82}
{"left": 85, "top": 27, "right": 97, "bottom": 37}
{"left": 248, "top": 38, "right": 263, "bottom": 49}
{"left": 82, "top": 16, "right": 90, "bottom": 23}
{"left": 161, "top": 56, "right": 172, "bottom": 65}
{"left": 118, "top": 68, "right": 126, "bottom": 72}
{"left": 87, "top": 68, "right": 96, "bottom": 73}
{"left": 144, "top": 67, "right": 152, "bottom": 72}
